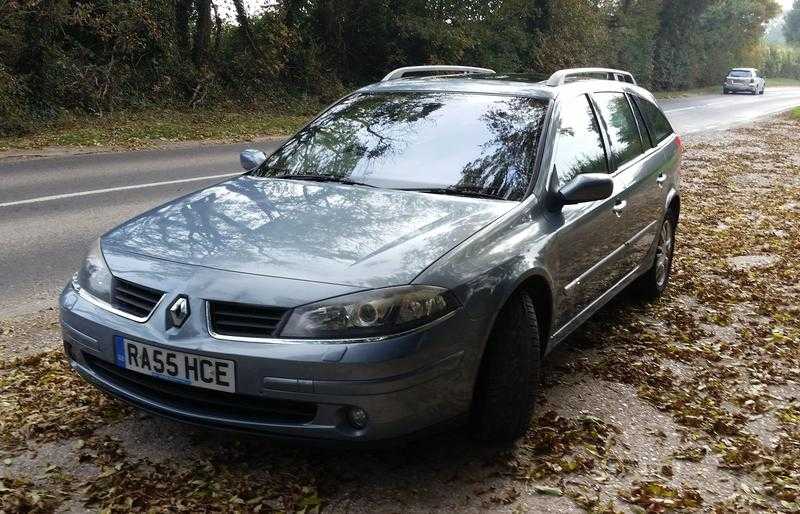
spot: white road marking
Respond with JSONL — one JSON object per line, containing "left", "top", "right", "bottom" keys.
{"left": 0, "top": 172, "right": 240, "bottom": 208}
{"left": 664, "top": 106, "right": 698, "bottom": 113}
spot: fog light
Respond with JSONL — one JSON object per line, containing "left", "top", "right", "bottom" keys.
{"left": 347, "top": 407, "right": 368, "bottom": 429}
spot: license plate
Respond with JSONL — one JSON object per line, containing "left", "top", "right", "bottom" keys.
{"left": 114, "top": 336, "right": 235, "bottom": 393}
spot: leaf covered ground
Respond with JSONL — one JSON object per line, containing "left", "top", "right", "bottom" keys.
{"left": 1, "top": 116, "right": 799, "bottom": 513}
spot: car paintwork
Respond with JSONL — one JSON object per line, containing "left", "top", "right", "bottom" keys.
{"left": 723, "top": 68, "right": 765, "bottom": 94}
{"left": 102, "top": 176, "right": 515, "bottom": 289}
{"left": 61, "top": 75, "right": 681, "bottom": 442}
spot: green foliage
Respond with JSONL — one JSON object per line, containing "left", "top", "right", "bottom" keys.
{"left": 786, "top": 0, "right": 800, "bottom": 44}
{"left": 651, "top": 0, "right": 780, "bottom": 90}
{"left": 613, "top": 0, "right": 663, "bottom": 87}
{"left": 0, "top": 63, "right": 32, "bottom": 134}
{"left": 759, "top": 43, "right": 800, "bottom": 78}
{"left": 0, "top": 0, "right": 794, "bottom": 136}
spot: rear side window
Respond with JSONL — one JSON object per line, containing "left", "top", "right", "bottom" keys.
{"left": 629, "top": 95, "right": 653, "bottom": 149}
{"left": 633, "top": 96, "right": 674, "bottom": 144}
{"left": 552, "top": 94, "right": 608, "bottom": 188}
{"left": 593, "top": 92, "right": 645, "bottom": 167}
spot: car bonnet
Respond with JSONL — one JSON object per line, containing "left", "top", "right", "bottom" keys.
{"left": 102, "top": 175, "right": 517, "bottom": 289}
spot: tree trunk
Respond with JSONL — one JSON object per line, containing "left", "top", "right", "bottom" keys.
{"left": 212, "top": 1, "right": 223, "bottom": 55}
{"left": 530, "top": 0, "right": 551, "bottom": 33}
{"left": 175, "top": 0, "right": 193, "bottom": 55}
{"left": 192, "top": 0, "right": 212, "bottom": 65}
{"left": 232, "top": 0, "right": 262, "bottom": 57}
{"left": 282, "top": 0, "right": 305, "bottom": 28}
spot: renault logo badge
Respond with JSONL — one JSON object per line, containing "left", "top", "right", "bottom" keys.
{"left": 168, "top": 296, "right": 190, "bottom": 328}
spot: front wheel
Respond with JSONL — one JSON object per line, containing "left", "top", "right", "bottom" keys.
{"left": 470, "top": 290, "right": 541, "bottom": 443}
{"left": 632, "top": 216, "right": 676, "bottom": 300}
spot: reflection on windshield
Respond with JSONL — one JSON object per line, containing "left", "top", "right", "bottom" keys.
{"left": 252, "top": 92, "right": 548, "bottom": 200}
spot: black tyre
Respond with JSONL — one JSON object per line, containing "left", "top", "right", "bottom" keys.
{"left": 470, "top": 290, "right": 541, "bottom": 443}
{"left": 633, "top": 215, "right": 676, "bottom": 300}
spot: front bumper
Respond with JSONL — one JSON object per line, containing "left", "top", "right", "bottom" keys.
{"left": 60, "top": 284, "right": 485, "bottom": 443}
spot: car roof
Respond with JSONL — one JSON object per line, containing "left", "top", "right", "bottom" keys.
{"left": 730, "top": 67, "right": 756, "bottom": 71}
{"left": 357, "top": 73, "right": 658, "bottom": 103}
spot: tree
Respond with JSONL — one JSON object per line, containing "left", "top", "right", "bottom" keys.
{"left": 231, "top": 0, "right": 263, "bottom": 57}
{"left": 786, "top": 0, "right": 800, "bottom": 44}
{"left": 192, "top": 0, "right": 213, "bottom": 65}
{"left": 175, "top": 0, "right": 193, "bottom": 55}
{"left": 611, "top": 0, "right": 662, "bottom": 86}
{"left": 1, "top": 0, "right": 798, "bottom": 137}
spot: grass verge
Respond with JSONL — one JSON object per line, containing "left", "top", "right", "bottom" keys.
{"left": 0, "top": 106, "right": 317, "bottom": 152}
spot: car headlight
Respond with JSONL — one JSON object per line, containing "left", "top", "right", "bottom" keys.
{"left": 71, "top": 238, "right": 114, "bottom": 304}
{"left": 280, "top": 286, "right": 460, "bottom": 339}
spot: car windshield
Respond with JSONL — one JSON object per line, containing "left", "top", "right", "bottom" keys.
{"left": 251, "top": 92, "right": 548, "bottom": 200}
{"left": 729, "top": 70, "right": 752, "bottom": 77}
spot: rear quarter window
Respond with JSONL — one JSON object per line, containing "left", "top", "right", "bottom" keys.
{"left": 593, "top": 92, "right": 645, "bottom": 167}
{"left": 632, "top": 95, "right": 675, "bottom": 145}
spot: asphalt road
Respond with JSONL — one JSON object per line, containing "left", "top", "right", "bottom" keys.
{"left": 661, "top": 86, "right": 800, "bottom": 134}
{"left": 2, "top": 87, "right": 800, "bottom": 318}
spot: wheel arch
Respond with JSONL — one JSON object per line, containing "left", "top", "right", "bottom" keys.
{"left": 666, "top": 190, "right": 680, "bottom": 225}
{"left": 491, "top": 269, "right": 556, "bottom": 357}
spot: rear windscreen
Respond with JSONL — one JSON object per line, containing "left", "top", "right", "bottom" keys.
{"left": 729, "top": 70, "right": 752, "bottom": 78}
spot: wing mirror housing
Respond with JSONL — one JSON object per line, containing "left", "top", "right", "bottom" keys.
{"left": 240, "top": 149, "right": 267, "bottom": 171}
{"left": 554, "top": 173, "right": 614, "bottom": 208}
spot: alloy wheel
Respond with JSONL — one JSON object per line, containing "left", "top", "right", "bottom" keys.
{"left": 655, "top": 219, "right": 674, "bottom": 289}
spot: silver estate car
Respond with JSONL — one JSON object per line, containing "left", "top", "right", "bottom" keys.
{"left": 723, "top": 67, "right": 766, "bottom": 95}
{"left": 61, "top": 66, "right": 682, "bottom": 444}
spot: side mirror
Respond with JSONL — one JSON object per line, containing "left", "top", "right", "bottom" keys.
{"left": 556, "top": 173, "right": 614, "bottom": 207}
{"left": 240, "top": 149, "right": 267, "bottom": 171}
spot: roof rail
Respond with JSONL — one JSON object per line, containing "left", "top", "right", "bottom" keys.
{"left": 546, "top": 68, "right": 636, "bottom": 87}
{"left": 382, "top": 65, "right": 495, "bottom": 82}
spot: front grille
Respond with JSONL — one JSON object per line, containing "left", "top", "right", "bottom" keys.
{"left": 208, "top": 301, "right": 289, "bottom": 339}
{"left": 112, "top": 278, "right": 163, "bottom": 319}
{"left": 84, "top": 354, "right": 317, "bottom": 424}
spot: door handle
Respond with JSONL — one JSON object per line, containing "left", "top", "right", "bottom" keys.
{"left": 656, "top": 173, "right": 667, "bottom": 186}
{"left": 613, "top": 200, "right": 627, "bottom": 217}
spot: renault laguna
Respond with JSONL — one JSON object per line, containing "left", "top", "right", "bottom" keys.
{"left": 61, "top": 66, "right": 682, "bottom": 443}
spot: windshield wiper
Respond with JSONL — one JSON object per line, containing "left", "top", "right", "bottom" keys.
{"left": 401, "top": 187, "right": 501, "bottom": 200}
{"left": 271, "top": 174, "right": 375, "bottom": 188}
